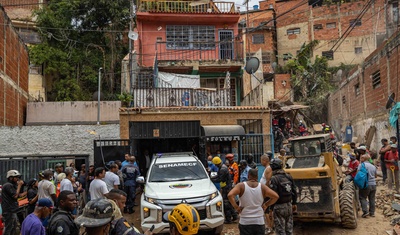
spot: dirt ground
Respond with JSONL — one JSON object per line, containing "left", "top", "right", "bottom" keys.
{"left": 126, "top": 184, "right": 393, "bottom": 235}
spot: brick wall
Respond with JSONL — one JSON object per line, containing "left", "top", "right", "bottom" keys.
{"left": 328, "top": 30, "right": 400, "bottom": 151}
{"left": 271, "top": 0, "right": 385, "bottom": 66}
{"left": 0, "top": 7, "right": 29, "bottom": 126}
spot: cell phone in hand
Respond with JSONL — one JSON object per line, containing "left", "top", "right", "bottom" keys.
{"left": 150, "top": 225, "right": 155, "bottom": 232}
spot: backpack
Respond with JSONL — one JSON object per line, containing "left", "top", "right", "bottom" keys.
{"left": 272, "top": 173, "right": 293, "bottom": 204}
{"left": 354, "top": 163, "right": 369, "bottom": 189}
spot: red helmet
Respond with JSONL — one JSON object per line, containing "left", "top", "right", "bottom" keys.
{"left": 225, "top": 154, "right": 234, "bottom": 160}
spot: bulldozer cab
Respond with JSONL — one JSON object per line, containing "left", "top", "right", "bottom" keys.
{"left": 284, "top": 134, "right": 357, "bottom": 228}
{"left": 287, "top": 134, "right": 332, "bottom": 169}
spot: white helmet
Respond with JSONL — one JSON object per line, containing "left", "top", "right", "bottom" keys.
{"left": 6, "top": 170, "right": 21, "bottom": 179}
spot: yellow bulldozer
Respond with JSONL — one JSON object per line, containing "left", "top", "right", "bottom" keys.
{"left": 284, "top": 133, "right": 358, "bottom": 228}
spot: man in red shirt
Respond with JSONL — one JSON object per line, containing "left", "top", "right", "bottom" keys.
{"left": 385, "top": 144, "right": 399, "bottom": 192}
{"left": 345, "top": 153, "right": 359, "bottom": 183}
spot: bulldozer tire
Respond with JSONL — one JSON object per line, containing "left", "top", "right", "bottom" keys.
{"left": 339, "top": 183, "right": 357, "bottom": 229}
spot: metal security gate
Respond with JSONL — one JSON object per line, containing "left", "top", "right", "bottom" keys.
{"left": 239, "top": 134, "right": 272, "bottom": 163}
{"left": 218, "top": 30, "right": 234, "bottom": 59}
{"left": 94, "top": 139, "right": 131, "bottom": 167}
{"left": 0, "top": 155, "right": 89, "bottom": 184}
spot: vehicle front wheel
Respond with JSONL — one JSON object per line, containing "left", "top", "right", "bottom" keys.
{"left": 339, "top": 182, "right": 357, "bottom": 229}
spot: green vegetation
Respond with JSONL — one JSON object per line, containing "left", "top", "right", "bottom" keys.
{"left": 30, "top": 0, "right": 130, "bottom": 101}
{"left": 282, "top": 40, "right": 335, "bottom": 123}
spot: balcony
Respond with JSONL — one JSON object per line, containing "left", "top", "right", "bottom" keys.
{"left": 133, "top": 87, "right": 234, "bottom": 107}
{"left": 156, "top": 40, "right": 244, "bottom": 63}
{"left": 138, "top": 0, "right": 237, "bottom": 13}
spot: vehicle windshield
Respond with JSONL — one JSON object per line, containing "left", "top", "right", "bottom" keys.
{"left": 293, "top": 139, "right": 322, "bottom": 157}
{"left": 149, "top": 161, "right": 208, "bottom": 182}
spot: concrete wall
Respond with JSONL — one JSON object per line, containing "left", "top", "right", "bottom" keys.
{"left": 26, "top": 101, "right": 121, "bottom": 125}
{"left": 0, "top": 7, "right": 29, "bottom": 126}
{"left": 0, "top": 124, "right": 120, "bottom": 163}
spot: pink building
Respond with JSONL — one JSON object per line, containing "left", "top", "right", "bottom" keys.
{"left": 125, "top": 0, "right": 243, "bottom": 107}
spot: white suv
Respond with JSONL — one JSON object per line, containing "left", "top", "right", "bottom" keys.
{"left": 138, "top": 152, "right": 224, "bottom": 234}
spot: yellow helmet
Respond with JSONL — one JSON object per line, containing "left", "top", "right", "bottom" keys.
{"left": 164, "top": 204, "right": 200, "bottom": 235}
{"left": 212, "top": 156, "right": 222, "bottom": 165}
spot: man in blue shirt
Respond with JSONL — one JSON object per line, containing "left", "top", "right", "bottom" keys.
{"left": 207, "top": 155, "right": 220, "bottom": 190}
{"left": 21, "top": 198, "right": 53, "bottom": 235}
{"left": 239, "top": 160, "right": 252, "bottom": 182}
{"left": 122, "top": 153, "right": 139, "bottom": 168}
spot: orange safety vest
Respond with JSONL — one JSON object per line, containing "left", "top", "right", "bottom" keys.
{"left": 56, "top": 182, "right": 61, "bottom": 197}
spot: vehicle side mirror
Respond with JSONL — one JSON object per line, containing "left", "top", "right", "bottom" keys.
{"left": 136, "top": 176, "right": 145, "bottom": 184}
{"left": 210, "top": 172, "right": 218, "bottom": 178}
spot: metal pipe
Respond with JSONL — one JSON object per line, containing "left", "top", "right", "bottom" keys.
{"left": 97, "top": 67, "right": 103, "bottom": 125}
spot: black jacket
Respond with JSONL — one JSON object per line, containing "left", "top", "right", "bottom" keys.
{"left": 47, "top": 209, "right": 79, "bottom": 235}
{"left": 270, "top": 170, "right": 297, "bottom": 205}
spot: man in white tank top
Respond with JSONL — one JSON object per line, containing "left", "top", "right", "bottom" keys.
{"left": 228, "top": 169, "right": 279, "bottom": 235}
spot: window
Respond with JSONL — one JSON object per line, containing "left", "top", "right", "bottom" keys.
{"left": 355, "top": 83, "right": 360, "bottom": 96}
{"left": 326, "top": 22, "right": 336, "bottom": 29}
{"left": 287, "top": 28, "right": 300, "bottom": 35}
{"left": 393, "top": 2, "right": 399, "bottom": 24}
{"left": 149, "top": 162, "right": 208, "bottom": 182}
{"left": 342, "top": 96, "right": 346, "bottom": 104}
{"left": 166, "top": 25, "right": 215, "bottom": 49}
{"left": 262, "top": 51, "right": 271, "bottom": 63}
{"left": 314, "top": 24, "right": 323, "bottom": 30}
{"left": 200, "top": 78, "right": 218, "bottom": 88}
{"left": 371, "top": 70, "right": 381, "bottom": 89}
{"left": 283, "top": 53, "right": 292, "bottom": 61}
{"left": 322, "top": 50, "right": 334, "bottom": 60}
{"left": 350, "top": 19, "right": 362, "bottom": 27}
{"left": 355, "top": 47, "right": 363, "bottom": 54}
{"left": 156, "top": 37, "right": 162, "bottom": 42}
{"left": 252, "top": 34, "right": 264, "bottom": 44}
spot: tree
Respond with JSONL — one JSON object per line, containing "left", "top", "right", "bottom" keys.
{"left": 283, "top": 40, "right": 336, "bottom": 123}
{"left": 29, "top": 0, "right": 130, "bottom": 101}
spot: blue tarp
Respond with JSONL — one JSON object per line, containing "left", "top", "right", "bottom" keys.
{"left": 389, "top": 102, "right": 400, "bottom": 127}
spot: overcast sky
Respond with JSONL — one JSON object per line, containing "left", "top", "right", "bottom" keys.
{"left": 232, "top": 0, "right": 261, "bottom": 11}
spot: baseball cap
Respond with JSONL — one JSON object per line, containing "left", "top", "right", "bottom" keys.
{"left": 391, "top": 144, "right": 398, "bottom": 148}
{"left": 37, "top": 198, "right": 54, "bottom": 209}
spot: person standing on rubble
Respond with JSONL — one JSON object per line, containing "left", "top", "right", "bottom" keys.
{"left": 358, "top": 154, "right": 377, "bottom": 218}
{"left": 385, "top": 144, "right": 399, "bottom": 193}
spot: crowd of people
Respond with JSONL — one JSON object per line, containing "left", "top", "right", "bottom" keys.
{"left": 1, "top": 152, "right": 148, "bottom": 235}
{"left": 209, "top": 152, "right": 297, "bottom": 235}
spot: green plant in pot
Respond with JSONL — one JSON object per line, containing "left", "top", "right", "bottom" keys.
{"left": 117, "top": 93, "right": 133, "bottom": 107}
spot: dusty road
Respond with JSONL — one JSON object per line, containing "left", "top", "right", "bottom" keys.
{"left": 126, "top": 185, "right": 392, "bottom": 235}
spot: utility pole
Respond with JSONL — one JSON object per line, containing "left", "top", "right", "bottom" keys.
{"left": 97, "top": 67, "right": 102, "bottom": 125}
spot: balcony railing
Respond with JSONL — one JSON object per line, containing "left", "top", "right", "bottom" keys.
{"left": 133, "top": 87, "right": 233, "bottom": 107}
{"left": 156, "top": 41, "right": 244, "bottom": 62}
{"left": 138, "top": 0, "right": 236, "bottom": 13}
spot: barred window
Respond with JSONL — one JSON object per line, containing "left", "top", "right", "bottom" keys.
{"left": 166, "top": 25, "right": 215, "bottom": 49}
{"left": 252, "top": 34, "right": 264, "bottom": 44}
{"left": 371, "top": 70, "right": 381, "bottom": 89}
{"left": 287, "top": 28, "right": 300, "bottom": 35}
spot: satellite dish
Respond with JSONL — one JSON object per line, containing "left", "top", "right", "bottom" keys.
{"left": 245, "top": 57, "right": 260, "bottom": 75}
{"left": 386, "top": 92, "right": 396, "bottom": 109}
{"left": 128, "top": 31, "right": 138, "bottom": 41}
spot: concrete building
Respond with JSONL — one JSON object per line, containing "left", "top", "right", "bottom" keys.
{"left": 328, "top": 29, "right": 400, "bottom": 152}
{"left": 245, "top": 0, "right": 386, "bottom": 67}
{"left": 0, "top": 5, "right": 29, "bottom": 126}
{"left": 120, "top": 0, "right": 275, "bottom": 163}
